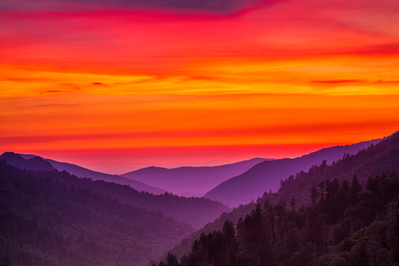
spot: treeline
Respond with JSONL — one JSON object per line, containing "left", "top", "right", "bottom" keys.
{"left": 156, "top": 202, "right": 259, "bottom": 264}
{"left": 269, "top": 131, "right": 399, "bottom": 208}
{"left": 0, "top": 161, "right": 195, "bottom": 266}
{"left": 154, "top": 174, "right": 399, "bottom": 266}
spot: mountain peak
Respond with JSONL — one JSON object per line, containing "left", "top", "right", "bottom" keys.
{"left": 0, "top": 151, "right": 55, "bottom": 172}
{"left": 122, "top": 158, "right": 268, "bottom": 196}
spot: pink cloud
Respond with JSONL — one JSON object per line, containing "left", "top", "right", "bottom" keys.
{"left": 0, "top": 0, "right": 282, "bottom": 14}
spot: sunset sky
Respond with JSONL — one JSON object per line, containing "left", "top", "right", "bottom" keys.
{"left": 1, "top": 0, "right": 398, "bottom": 174}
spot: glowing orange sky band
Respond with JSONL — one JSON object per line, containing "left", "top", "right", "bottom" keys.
{"left": 1, "top": 0, "right": 398, "bottom": 173}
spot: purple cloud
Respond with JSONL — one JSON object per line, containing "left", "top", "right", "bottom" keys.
{"left": 0, "top": 0, "right": 279, "bottom": 13}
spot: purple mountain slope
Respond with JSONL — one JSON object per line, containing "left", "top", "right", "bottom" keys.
{"left": 0, "top": 152, "right": 55, "bottom": 171}
{"left": 121, "top": 158, "right": 269, "bottom": 197}
{"left": 15, "top": 153, "right": 167, "bottom": 195}
{"left": 203, "top": 138, "right": 383, "bottom": 207}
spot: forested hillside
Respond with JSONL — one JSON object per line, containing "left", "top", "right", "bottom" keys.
{"left": 1, "top": 153, "right": 230, "bottom": 229}
{"left": 204, "top": 138, "right": 382, "bottom": 207}
{"left": 154, "top": 173, "right": 399, "bottom": 266}
{"left": 157, "top": 131, "right": 399, "bottom": 265}
{"left": 263, "top": 130, "right": 399, "bottom": 208}
{"left": 149, "top": 203, "right": 259, "bottom": 265}
{"left": 0, "top": 161, "right": 195, "bottom": 266}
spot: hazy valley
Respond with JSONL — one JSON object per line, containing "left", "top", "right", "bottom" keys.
{"left": 0, "top": 132, "right": 398, "bottom": 266}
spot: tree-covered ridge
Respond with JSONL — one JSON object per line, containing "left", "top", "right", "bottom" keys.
{"left": 0, "top": 161, "right": 196, "bottom": 266}
{"left": 0, "top": 152, "right": 231, "bottom": 229}
{"left": 70, "top": 177, "right": 230, "bottom": 229}
{"left": 263, "top": 130, "right": 399, "bottom": 208}
{"left": 154, "top": 174, "right": 399, "bottom": 266}
{"left": 158, "top": 131, "right": 399, "bottom": 265}
{"left": 203, "top": 137, "right": 382, "bottom": 207}
{"left": 153, "top": 202, "right": 258, "bottom": 265}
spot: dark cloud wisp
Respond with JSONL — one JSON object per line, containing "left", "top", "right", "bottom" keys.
{"left": 1, "top": 0, "right": 277, "bottom": 13}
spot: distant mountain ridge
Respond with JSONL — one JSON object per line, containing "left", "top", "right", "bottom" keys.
{"left": 0, "top": 152, "right": 55, "bottom": 171}
{"left": 8, "top": 152, "right": 167, "bottom": 195}
{"left": 122, "top": 158, "right": 269, "bottom": 197}
{"left": 204, "top": 138, "right": 383, "bottom": 207}
{"left": 1, "top": 152, "right": 231, "bottom": 228}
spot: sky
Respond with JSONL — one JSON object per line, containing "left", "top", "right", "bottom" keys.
{"left": 1, "top": 0, "right": 399, "bottom": 174}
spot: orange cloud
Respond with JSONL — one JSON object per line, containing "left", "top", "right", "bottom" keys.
{"left": 1, "top": 0, "right": 398, "bottom": 172}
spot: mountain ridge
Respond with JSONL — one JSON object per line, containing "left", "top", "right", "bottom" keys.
{"left": 0, "top": 160, "right": 195, "bottom": 266}
{"left": 204, "top": 138, "right": 384, "bottom": 207}
{"left": 0, "top": 152, "right": 55, "bottom": 171}
{"left": 9, "top": 152, "right": 167, "bottom": 195}
{"left": 122, "top": 158, "right": 270, "bottom": 197}
{"left": 160, "top": 131, "right": 399, "bottom": 264}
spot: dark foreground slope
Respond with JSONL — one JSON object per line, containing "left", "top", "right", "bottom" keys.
{"left": 122, "top": 158, "right": 267, "bottom": 197}
{"left": 0, "top": 161, "right": 194, "bottom": 266}
{"left": 155, "top": 173, "right": 399, "bottom": 266}
{"left": 161, "top": 132, "right": 399, "bottom": 263}
{"left": 204, "top": 138, "right": 382, "bottom": 207}
{"left": 13, "top": 152, "right": 167, "bottom": 195}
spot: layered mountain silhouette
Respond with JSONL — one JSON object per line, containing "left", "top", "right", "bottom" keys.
{"left": 0, "top": 161, "right": 195, "bottom": 266}
{"left": 0, "top": 152, "right": 230, "bottom": 229}
{"left": 163, "top": 131, "right": 399, "bottom": 263}
{"left": 204, "top": 138, "right": 383, "bottom": 207}
{"left": 1, "top": 131, "right": 398, "bottom": 266}
{"left": 122, "top": 158, "right": 268, "bottom": 197}
{"left": 3, "top": 152, "right": 166, "bottom": 195}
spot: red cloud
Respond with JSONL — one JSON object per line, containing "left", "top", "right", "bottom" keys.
{"left": 311, "top": 80, "right": 361, "bottom": 84}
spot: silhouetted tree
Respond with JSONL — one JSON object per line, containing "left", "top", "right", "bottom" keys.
{"left": 350, "top": 175, "right": 362, "bottom": 206}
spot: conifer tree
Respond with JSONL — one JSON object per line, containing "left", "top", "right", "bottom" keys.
{"left": 350, "top": 175, "right": 362, "bottom": 206}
